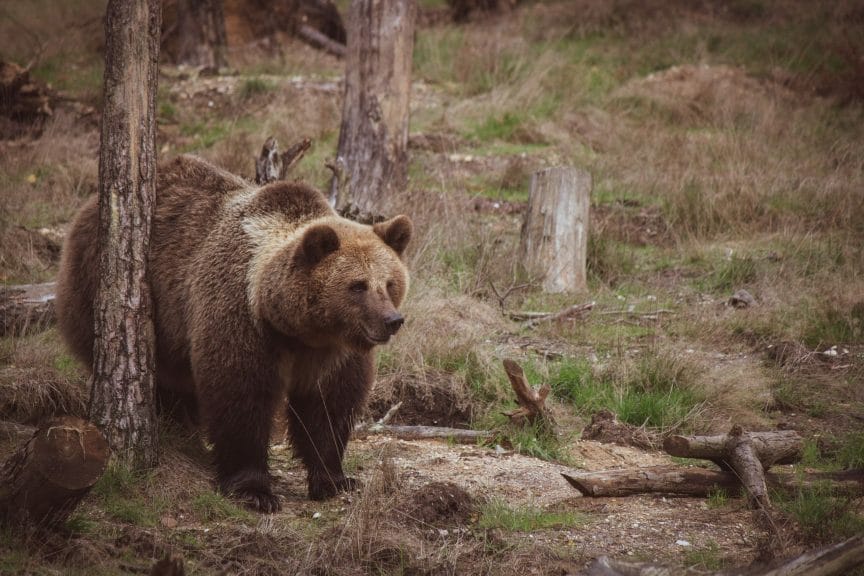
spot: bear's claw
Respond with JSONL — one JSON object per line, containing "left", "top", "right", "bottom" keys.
{"left": 236, "top": 488, "right": 282, "bottom": 513}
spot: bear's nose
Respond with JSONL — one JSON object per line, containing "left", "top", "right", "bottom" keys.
{"left": 385, "top": 313, "right": 404, "bottom": 335}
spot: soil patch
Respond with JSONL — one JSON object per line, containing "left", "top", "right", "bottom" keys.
{"left": 405, "top": 481, "right": 478, "bottom": 528}
{"left": 368, "top": 370, "right": 473, "bottom": 428}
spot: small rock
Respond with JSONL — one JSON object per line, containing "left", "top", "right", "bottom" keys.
{"left": 312, "top": 512, "right": 322, "bottom": 520}
{"left": 729, "top": 289, "right": 756, "bottom": 308}
{"left": 160, "top": 515, "right": 177, "bottom": 528}
{"left": 676, "top": 539, "right": 691, "bottom": 547}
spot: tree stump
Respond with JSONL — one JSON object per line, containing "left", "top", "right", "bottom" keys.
{"left": 329, "top": 0, "right": 417, "bottom": 213}
{"left": 519, "top": 167, "right": 591, "bottom": 293}
{"left": 0, "top": 416, "right": 109, "bottom": 526}
{"left": 502, "top": 359, "right": 553, "bottom": 426}
{"left": 176, "top": 0, "right": 228, "bottom": 69}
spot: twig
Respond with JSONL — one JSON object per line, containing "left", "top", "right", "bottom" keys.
{"left": 488, "top": 280, "right": 531, "bottom": 311}
{"left": 596, "top": 309, "right": 675, "bottom": 316}
{"left": 278, "top": 138, "right": 312, "bottom": 179}
{"left": 522, "top": 301, "right": 595, "bottom": 329}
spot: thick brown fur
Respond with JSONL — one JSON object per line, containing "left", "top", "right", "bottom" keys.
{"left": 55, "top": 155, "right": 412, "bottom": 512}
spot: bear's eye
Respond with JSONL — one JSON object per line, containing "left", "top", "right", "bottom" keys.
{"left": 349, "top": 280, "right": 368, "bottom": 293}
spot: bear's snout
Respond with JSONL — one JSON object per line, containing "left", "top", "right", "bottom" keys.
{"left": 384, "top": 312, "right": 404, "bottom": 335}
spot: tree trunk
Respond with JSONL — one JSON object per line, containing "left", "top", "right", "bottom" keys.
{"left": 177, "top": 0, "right": 228, "bottom": 69}
{"left": 519, "top": 167, "right": 591, "bottom": 293}
{"left": 0, "top": 416, "right": 109, "bottom": 526}
{"left": 329, "top": 0, "right": 416, "bottom": 214}
{"left": 91, "top": 0, "right": 161, "bottom": 470}
{"left": 561, "top": 466, "right": 864, "bottom": 499}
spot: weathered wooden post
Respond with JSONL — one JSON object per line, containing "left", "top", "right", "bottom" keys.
{"left": 519, "top": 167, "right": 591, "bottom": 293}
{"left": 329, "top": 0, "right": 417, "bottom": 214}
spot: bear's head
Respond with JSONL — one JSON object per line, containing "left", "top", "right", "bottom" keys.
{"left": 257, "top": 215, "right": 413, "bottom": 350}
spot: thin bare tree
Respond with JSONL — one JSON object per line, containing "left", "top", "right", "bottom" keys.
{"left": 90, "top": 0, "right": 161, "bottom": 469}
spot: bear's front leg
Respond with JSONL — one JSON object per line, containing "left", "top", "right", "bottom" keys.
{"left": 287, "top": 352, "right": 373, "bottom": 500}
{"left": 196, "top": 358, "right": 283, "bottom": 513}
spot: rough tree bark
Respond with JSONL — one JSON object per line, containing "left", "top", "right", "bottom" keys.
{"left": 176, "top": 0, "right": 228, "bottom": 69}
{"left": 519, "top": 167, "right": 591, "bottom": 293}
{"left": 91, "top": 0, "right": 161, "bottom": 469}
{"left": 329, "top": 0, "right": 416, "bottom": 213}
{"left": 0, "top": 416, "right": 109, "bottom": 526}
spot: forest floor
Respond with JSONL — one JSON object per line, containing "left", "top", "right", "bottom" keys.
{"left": 1, "top": 0, "right": 863, "bottom": 574}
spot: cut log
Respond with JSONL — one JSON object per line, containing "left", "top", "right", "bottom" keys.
{"left": 0, "top": 282, "right": 56, "bottom": 337}
{"left": 582, "top": 534, "right": 864, "bottom": 576}
{"left": 561, "top": 466, "right": 864, "bottom": 499}
{"left": 502, "top": 359, "right": 552, "bottom": 425}
{"left": 663, "top": 429, "right": 802, "bottom": 467}
{"left": 0, "top": 416, "right": 109, "bottom": 525}
{"left": 519, "top": 166, "right": 591, "bottom": 293}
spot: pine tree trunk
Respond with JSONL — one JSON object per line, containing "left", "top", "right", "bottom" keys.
{"left": 177, "top": 0, "right": 228, "bottom": 69}
{"left": 91, "top": 0, "right": 161, "bottom": 470}
{"left": 519, "top": 167, "right": 591, "bottom": 293}
{"left": 329, "top": 0, "right": 416, "bottom": 213}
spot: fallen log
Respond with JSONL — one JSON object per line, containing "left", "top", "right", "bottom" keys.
{"left": 297, "top": 25, "right": 347, "bottom": 58}
{"left": 0, "top": 282, "right": 56, "bottom": 337}
{"left": 663, "top": 429, "right": 802, "bottom": 467}
{"left": 663, "top": 426, "right": 803, "bottom": 509}
{"left": 0, "top": 416, "right": 109, "bottom": 525}
{"left": 582, "top": 534, "right": 864, "bottom": 576}
{"left": 561, "top": 465, "right": 864, "bottom": 499}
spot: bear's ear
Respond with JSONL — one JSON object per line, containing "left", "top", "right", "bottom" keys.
{"left": 297, "top": 224, "right": 340, "bottom": 266}
{"left": 373, "top": 215, "right": 413, "bottom": 257}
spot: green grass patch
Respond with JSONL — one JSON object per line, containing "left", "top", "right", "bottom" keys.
{"left": 93, "top": 464, "right": 161, "bottom": 527}
{"left": 707, "top": 488, "right": 729, "bottom": 509}
{"left": 695, "top": 254, "right": 759, "bottom": 294}
{"left": 777, "top": 482, "right": 864, "bottom": 542}
{"left": 837, "top": 432, "right": 864, "bottom": 470}
{"left": 477, "top": 499, "right": 585, "bottom": 532}
{"left": 239, "top": 76, "right": 274, "bottom": 99}
{"left": 684, "top": 541, "right": 726, "bottom": 571}
{"left": 802, "top": 301, "right": 864, "bottom": 348}
{"left": 551, "top": 354, "right": 703, "bottom": 431}
{"left": 587, "top": 235, "right": 637, "bottom": 287}
{"left": 191, "top": 490, "right": 253, "bottom": 523}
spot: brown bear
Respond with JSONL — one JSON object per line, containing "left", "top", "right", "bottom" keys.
{"left": 56, "top": 155, "right": 412, "bottom": 512}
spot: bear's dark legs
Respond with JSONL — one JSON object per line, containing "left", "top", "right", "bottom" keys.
{"left": 287, "top": 352, "right": 373, "bottom": 500}
{"left": 197, "top": 362, "right": 282, "bottom": 513}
